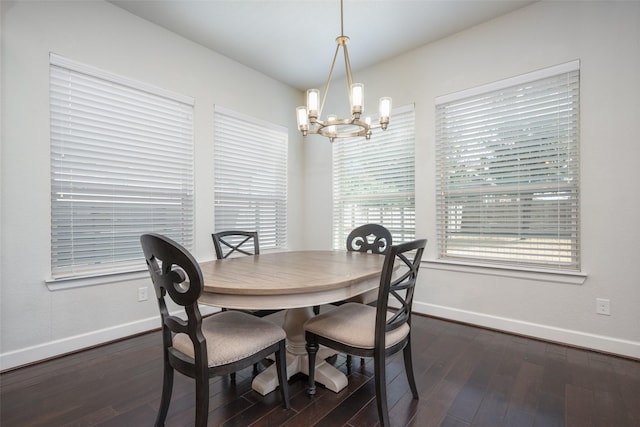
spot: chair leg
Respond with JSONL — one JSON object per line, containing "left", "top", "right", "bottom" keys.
{"left": 403, "top": 338, "right": 419, "bottom": 399}
{"left": 155, "top": 361, "right": 174, "bottom": 427}
{"left": 194, "top": 370, "right": 209, "bottom": 427}
{"left": 374, "top": 349, "right": 390, "bottom": 427}
{"left": 275, "top": 340, "right": 291, "bottom": 409}
{"left": 306, "top": 335, "right": 319, "bottom": 396}
{"left": 345, "top": 354, "right": 365, "bottom": 368}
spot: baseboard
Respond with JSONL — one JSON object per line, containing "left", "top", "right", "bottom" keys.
{"left": 4, "top": 302, "right": 637, "bottom": 372}
{"left": 413, "top": 301, "right": 640, "bottom": 360}
{"left": 0, "top": 305, "right": 219, "bottom": 372}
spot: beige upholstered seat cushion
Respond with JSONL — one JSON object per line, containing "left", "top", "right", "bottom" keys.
{"left": 342, "top": 289, "right": 378, "bottom": 305}
{"left": 304, "top": 302, "right": 410, "bottom": 349}
{"left": 172, "top": 310, "right": 286, "bottom": 367}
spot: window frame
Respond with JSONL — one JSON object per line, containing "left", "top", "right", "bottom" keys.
{"left": 213, "top": 105, "right": 288, "bottom": 251}
{"left": 435, "top": 61, "right": 581, "bottom": 272}
{"left": 49, "top": 54, "right": 195, "bottom": 285}
{"left": 332, "top": 104, "right": 416, "bottom": 249}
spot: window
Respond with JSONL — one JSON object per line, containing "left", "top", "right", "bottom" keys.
{"left": 333, "top": 104, "right": 415, "bottom": 249}
{"left": 435, "top": 61, "right": 580, "bottom": 271}
{"left": 50, "top": 54, "right": 194, "bottom": 280}
{"left": 213, "top": 106, "right": 288, "bottom": 250}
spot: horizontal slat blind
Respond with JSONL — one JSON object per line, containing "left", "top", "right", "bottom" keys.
{"left": 333, "top": 105, "right": 415, "bottom": 249}
{"left": 213, "top": 106, "right": 288, "bottom": 250}
{"left": 435, "top": 62, "right": 580, "bottom": 270}
{"left": 50, "top": 54, "right": 194, "bottom": 279}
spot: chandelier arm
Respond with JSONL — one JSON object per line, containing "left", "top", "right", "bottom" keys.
{"left": 343, "top": 42, "right": 353, "bottom": 102}
{"left": 319, "top": 43, "right": 341, "bottom": 119}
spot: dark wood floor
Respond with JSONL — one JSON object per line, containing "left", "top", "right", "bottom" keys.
{"left": 2, "top": 314, "right": 639, "bottom": 427}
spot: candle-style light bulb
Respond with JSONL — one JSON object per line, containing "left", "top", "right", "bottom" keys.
{"left": 296, "top": 106, "right": 309, "bottom": 135}
{"left": 351, "top": 83, "right": 364, "bottom": 117}
{"left": 307, "top": 89, "right": 320, "bottom": 122}
{"left": 379, "top": 97, "right": 392, "bottom": 130}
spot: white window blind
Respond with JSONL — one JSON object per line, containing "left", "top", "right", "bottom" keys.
{"left": 333, "top": 104, "right": 415, "bottom": 249}
{"left": 435, "top": 61, "right": 580, "bottom": 271}
{"left": 50, "top": 54, "right": 194, "bottom": 280}
{"left": 213, "top": 106, "right": 288, "bottom": 250}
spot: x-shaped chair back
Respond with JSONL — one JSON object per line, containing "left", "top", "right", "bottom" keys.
{"left": 212, "top": 230, "right": 259, "bottom": 259}
{"left": 375, "top": 239, "right": 426, "bottom": 345}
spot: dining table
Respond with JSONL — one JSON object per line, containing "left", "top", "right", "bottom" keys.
{"left": 197, "top": 250, "right": 388, "bottom": 396}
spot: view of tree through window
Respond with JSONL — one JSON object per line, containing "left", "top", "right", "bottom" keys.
{"left": 435, "top": 62, "right": 580, "bottom": 270}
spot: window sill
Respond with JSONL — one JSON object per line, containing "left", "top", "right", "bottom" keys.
{"left": 45, "top": 269, "right": 150, "bottom": 291}
{"left": 423, "top": 259, "right": 587, "bottom": 285}
{"left": 45, "top": 255, "right": 220, "bottom": 291}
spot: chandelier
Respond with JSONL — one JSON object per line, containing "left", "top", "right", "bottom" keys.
{"left": 296, "top": 0, "right": 391, "bottom": 142}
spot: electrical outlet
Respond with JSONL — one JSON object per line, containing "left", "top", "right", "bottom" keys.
{"left": 138, "top": 286, "right": 149, "bottom": 302}
{"left": 596, "top": 298, "right": 610, "bottom": 315}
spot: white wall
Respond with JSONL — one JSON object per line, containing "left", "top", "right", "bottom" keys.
{"left": 0, "top": 0, "right": 304, "bottom": 370}
{"left": 303, "top": 1, "right": 640, "bottom": 358}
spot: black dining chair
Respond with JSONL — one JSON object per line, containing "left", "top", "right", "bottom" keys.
{"left": 212, "top": 230, "right": 288, "bottom": 378}
{"left": 344, "top": 223, "right": 393, "bottom": 305}
{"left": 338, "top": 223, "right": 393, "bottom": 365}
{"left": 141, "top": 233, "right": 290, "bottom": 427}
{"left": 212, "top": 231, "right": 284, "bottom": 319}
{"left": 347, "top": 223, "right": 393, "bottom": 255}
{"left": 212, "top": 230, "right": 260, "bottom": 259}
{"left": 304, "top": 238, "right": 427, "bottom": 427}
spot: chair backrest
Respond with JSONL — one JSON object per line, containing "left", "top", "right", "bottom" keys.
{"left": 375, "top": 239, "right": 427, "bottom": 346}
{"left": 212, "top": 231, "right": 259, "bottom": 259}
{"left": 346, "top": 224, "right": 393, "bottom": 255}
{"left": 140, "top": 233, "right": 206, "bottom": 360}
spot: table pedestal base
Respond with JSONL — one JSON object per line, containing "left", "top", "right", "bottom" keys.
{"left": 251, "top": 306, "right": 348, "bottom": 396}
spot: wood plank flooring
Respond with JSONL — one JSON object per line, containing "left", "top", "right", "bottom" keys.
{"left": 2, "top": 314, "right": 639, "bottom": 426}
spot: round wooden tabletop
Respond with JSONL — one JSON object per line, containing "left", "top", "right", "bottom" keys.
{"left": 198, "top": 250, "right": 386, "bottom": 309}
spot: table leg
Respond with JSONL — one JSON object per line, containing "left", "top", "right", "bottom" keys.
{"left": 251, "top": 307, "right": 348, "bottom": 395}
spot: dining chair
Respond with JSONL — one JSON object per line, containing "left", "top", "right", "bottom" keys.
{"left": 347, "top": 223, "right": 393, "bottom": 255}
{"left": 339, "top": 223, "right": 393, "bottom": 365}
{"left": 212, "top": 230, "right": 260, "bottom": 259}
{"left": 304, "top": 238, "right": 427, "bottom": 427}
{"left": 212, "top": 230, "right": 286, "bottom": 379}
{"left": 211, "top": 230, "right": 282, "bottom": 317}
{"left": 140, "top": 233, "right": 290, "bottom": 427}
{"left": 344, "top": 223, "right": 393, "bottom": 305}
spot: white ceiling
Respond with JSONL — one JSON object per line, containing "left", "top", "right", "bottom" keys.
{"left": 108, "top": 0, "right": 537, "bottom": 91}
